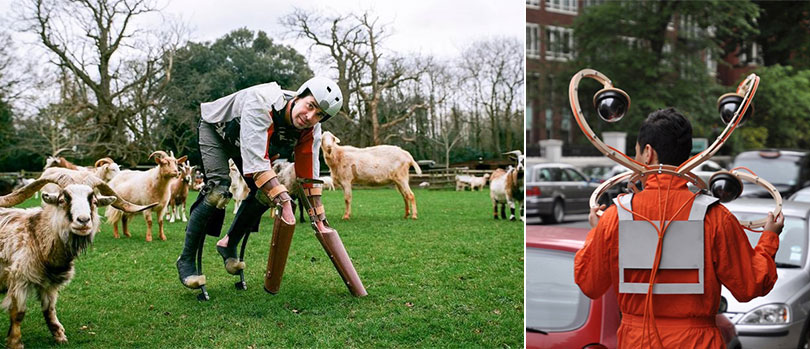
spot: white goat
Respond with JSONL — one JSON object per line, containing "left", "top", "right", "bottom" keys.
{"left": 228, "top": 159, "right": 250, "bottom": 214}
{"left": 105, "top": 151, "right": 186, "bottom": 241}
{"left": 469, "top": 174, "right": 490, "bottom": 191}
{"left": 455, "top": 175, "right": 473, "bottom": 191}
{"left": 0, "top": 168, "right": 152, "bottom": 349}
{"left": 489, "top": 151, "right": 524, "bottom": 221}
{"left": 271, "top": 160, "right": 306, "bottom": 220}
{"left": 166, "top": 161, "right": 195, "bottom": 223}
{"left": 321, "top": 131, "right": 421, "bottom": 220}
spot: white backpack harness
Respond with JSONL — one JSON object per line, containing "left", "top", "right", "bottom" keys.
{"left": 615, "top": 193, "right": 718, "bottom": 294}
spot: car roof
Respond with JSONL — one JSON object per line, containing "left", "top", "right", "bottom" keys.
{"left": 722, "top": 198, "right": 810, "bottom": 218}
{"left": 526, "top": 226, "right": 589, "bottom": 252}
{"left": 734, "top": 149, "right": 810, "bottom": 160}
{"left": 530, "top": 163, "right": 577, "bottom": 169}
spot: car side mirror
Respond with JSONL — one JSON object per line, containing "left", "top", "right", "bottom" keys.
{"left": 718, "top": 296, "right": 728, "bottom": 313}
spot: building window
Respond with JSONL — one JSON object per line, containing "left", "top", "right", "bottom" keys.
{"left": 526, "top": 0, "right": 540, "bottom": 9}
{"left": 705, "top": 50, "right": 717, "bottom": 77}
{"left": 738, "top": 42, "right": 763, "bottom": 66}
{"left": 545, "top": 26, "right": 574, "bottom": 62}
{"left": 527, "top": 24, "right": 541, "bottom": 59}
{"left": 526, "top": 104, "right": 533, "bottom": 130}
{"left": 545, "top": 108, "right": 553, "bottom": 139}
{"left": 545, "top": 0, "right": 577, "bottom": 15}
{"left": 583, "top": 0, "right": 605, "bottom": 8}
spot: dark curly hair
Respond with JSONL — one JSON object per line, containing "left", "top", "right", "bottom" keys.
{"left": 637, "top": 107, "right": 692, "bottom": 166}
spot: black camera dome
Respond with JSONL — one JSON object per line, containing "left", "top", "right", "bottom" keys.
{"left": 709, "top": 171, "right": 743, "bottom": 203}
{"left": 593, "top": 88, "right": 629, "bottom": 123}
{"left": 717, "top": 93, "right": 753, "bottom": 126}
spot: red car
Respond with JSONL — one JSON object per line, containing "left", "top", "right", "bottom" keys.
{"left": 526, "top": 226, "right": 741, "bottom": 349}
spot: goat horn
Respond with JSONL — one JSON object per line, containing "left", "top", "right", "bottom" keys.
{"left": 94, "top": 157, "right": 114, "bottom": 168}
{"left": 91, "top": 179, "right": 157, "bottom": 213}
{"left": 0, "top": 178, "right": 58, "bottom": 207}
{"left": 149, "top": 151, "right": 168, "bottom": 160}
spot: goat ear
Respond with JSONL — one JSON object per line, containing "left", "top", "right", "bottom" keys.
{"left": 96, "top": 195, "right": 117, "bottom": 207}
{"left": 334, "top": 135, "right": 341, "bottom": 144}
{"left": 42, "top": 192, "right": 60, "bottom": 205}
{"left": 177, "top": 155, "right": 188, "bottom": 163}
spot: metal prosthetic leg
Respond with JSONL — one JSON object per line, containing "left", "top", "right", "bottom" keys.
{"left": 263, "top": 208, "right": 296, "bottom": 294}
{"left": 298, "top": 179, "right": 367, "bottom": 297}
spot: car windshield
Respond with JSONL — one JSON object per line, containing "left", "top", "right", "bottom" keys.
{"left": 526, "top": 247, "right": 590, "bottom": 332}
{"left": 731, "top": 213, "right": 807, "bottom": 267}
{"left": 733, "top": 158, "right": 800, "bottom": 186}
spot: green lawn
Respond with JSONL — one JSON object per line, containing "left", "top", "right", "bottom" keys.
{"left": 7, "top": 188, "right": 523, "bottom": 348}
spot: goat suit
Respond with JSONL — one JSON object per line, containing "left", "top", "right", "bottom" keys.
{"left": 177, "top": 82, "right": 322, "bottom": 290}
{"left": 574, "top": 173, "right": 779, "bottom": 348}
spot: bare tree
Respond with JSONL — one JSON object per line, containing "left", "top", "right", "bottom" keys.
{"left": 282, "top": 8, "right": 426, "bottom": 146}
{"left": 17, "top": 0, "right": 183, "bottom": 163}
{"left": 459, "top": 38, "right": 524, "bottom": 154}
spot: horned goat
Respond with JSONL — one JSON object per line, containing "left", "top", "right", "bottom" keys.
{"left": 0, "top": 168, "right": 153, "bottom": 348}
{"left": 41, "top": 157, "right": 121, "bottom": 201}
{"left": 166, "top": 161, "right": 195, "bottom": 223}
{"left": 488, "top": 151, "right": 524, "bottom": 221}
{"left": 321, "top": 131, "right": 421, "bottom": 220}
{"left": 105, "top": 151, "right": 186, "bottom": 241}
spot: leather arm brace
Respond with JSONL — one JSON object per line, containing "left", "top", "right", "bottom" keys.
{"left": 255, "top": 170, "right": 291, "bottom": 205}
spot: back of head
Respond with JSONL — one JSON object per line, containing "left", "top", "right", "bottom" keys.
{"left": 637, "top": 107, "right": 692, "bottom": 166}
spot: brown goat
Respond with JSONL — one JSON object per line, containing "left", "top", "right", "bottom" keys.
{"left": 0, "top": 168, "right": 153, "bottom": 348}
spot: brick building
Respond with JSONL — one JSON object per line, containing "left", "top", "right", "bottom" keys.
{"left": 526, "top": 0, "right": 759, "bottom": 156}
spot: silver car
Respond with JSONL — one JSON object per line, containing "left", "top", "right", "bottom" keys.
{"left": 721, "top": 199, "right": 810, "bottom": 348}
{"left": 525, "top": 163, "right": 600, "bottom": 223}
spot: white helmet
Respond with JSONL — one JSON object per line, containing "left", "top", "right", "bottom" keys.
{"left": 296, "top": 76, "right": 343, "bottom": 121}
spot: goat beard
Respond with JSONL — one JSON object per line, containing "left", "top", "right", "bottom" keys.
{"left": 67, "top": 233, "right": 93, "bottom": 258}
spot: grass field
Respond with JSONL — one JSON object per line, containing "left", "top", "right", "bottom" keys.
{"left": 6, "top": 188, "right": 523, "bottom": 348}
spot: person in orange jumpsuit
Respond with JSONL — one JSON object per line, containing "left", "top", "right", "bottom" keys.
{"left": 574, "top": 107, "right": 784, "bottom": 348}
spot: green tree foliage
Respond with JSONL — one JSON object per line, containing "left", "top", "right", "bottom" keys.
{"left": 745, "top": 65, "right": 810, "bottom": 150}
{"left": 567, "top": 1, "right": 759, "bottom": 148}
{"left": 751, "top": 1, "right": 810, "bottom": 69}
{"left": 161, "top": 28, "right": 313, "bottom": 164}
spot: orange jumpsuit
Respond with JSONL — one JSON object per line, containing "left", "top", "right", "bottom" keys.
{"left": 574, "top": 173, "right": 779, "bottom": 348}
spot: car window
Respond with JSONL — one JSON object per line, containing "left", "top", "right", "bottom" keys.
{"left": 701, "top": 161, "right": 722, "bottom": 172}
{"left": 564, "top": 168, "right": 586, "bottom": 182}
{"left": 732, "top": 213, "right": 808, "bottom": 267}
{"left": 526, "top": 247, "right": 590, "bottom": 332}
{"left": 733, "top": 158, "right": 801, "bottom": 186}
{"left": 535, "top": 167, "right": 562, "bottom": 182}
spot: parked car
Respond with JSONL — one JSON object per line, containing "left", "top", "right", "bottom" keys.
{"left": 525, "top": 163, "right": 600, "bottom": 224}
{"left": 788, "top": 186, "right": 810, "bottom": 203}
{"left": 526, "top": 226, "right": 741, "bottom": 349}
{"left": 720, "top": 198, "right": 810, "bottom": 348}
{"left": 732, "top": 149, "right": 810, "bottom": 199}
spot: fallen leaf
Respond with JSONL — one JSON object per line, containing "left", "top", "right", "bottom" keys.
{"left": 405, "top": 302, "right": 414, "bottom": 307}
{"left": 80, "top": 325, "right": 88, "bottom": 330}
{"left": 493, "top": 309, "right": 501, "bottom": 315}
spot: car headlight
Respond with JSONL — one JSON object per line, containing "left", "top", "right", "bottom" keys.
{"left": 738, "top": 304, "right": 790, "bottom": 325}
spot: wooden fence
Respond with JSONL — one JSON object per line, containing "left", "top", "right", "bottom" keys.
{"left": 1, "top": 167, "right": 496, "bottom": 191}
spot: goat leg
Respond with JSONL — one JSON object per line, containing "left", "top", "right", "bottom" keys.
{"left": 144, "top": 211, "right": 153, "bottom": 242}
{"left": 122, "top": 215, "right": 131, "bottom": 238}
{"left": 39, "top": 288, "right": 66, "bottom": 344}
{"left": 6, "top": 298, "right": 25, "bottom": 349}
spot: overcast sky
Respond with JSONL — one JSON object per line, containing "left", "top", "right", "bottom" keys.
{"left": 0, "top": 0, "right": 523, "bottom": 75}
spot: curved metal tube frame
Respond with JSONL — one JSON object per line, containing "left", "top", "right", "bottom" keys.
{"left": 570, "top": 69, "right": 780, "bottom": 224}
